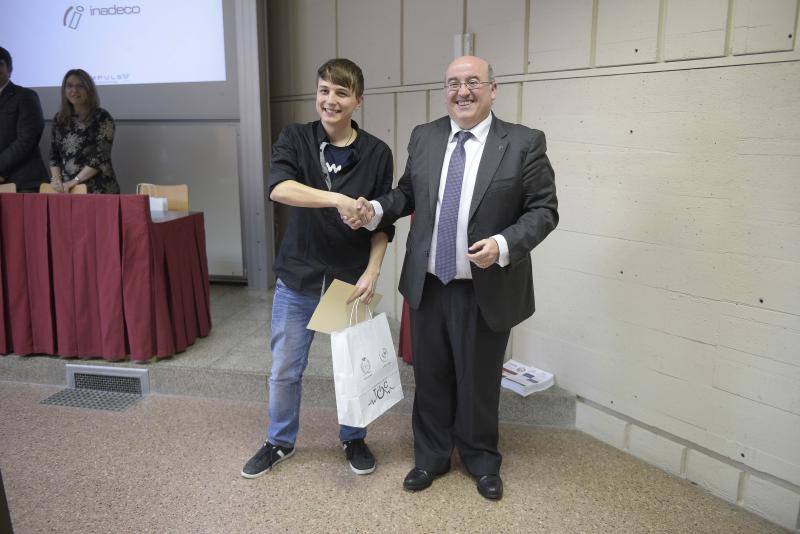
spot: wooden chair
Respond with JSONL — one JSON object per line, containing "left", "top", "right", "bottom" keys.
{"left": 39, "top": 183, "right": 88, "bottom": 194}
{"left": 0, "top": 183, "right": 17, "bottom": 193}
{"left": 136, "top": 183, "right": 189, "bottom": 211}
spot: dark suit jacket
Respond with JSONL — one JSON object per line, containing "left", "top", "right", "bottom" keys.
{"left": 0, "top": 82, "right": 47, "bottom": 190}
{"left": 377, "top": 114, "right": 558, "bottom": 332}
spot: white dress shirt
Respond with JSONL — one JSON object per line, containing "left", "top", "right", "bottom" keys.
{"left": 368, "top": 112, "right": 510, "bottom": 278}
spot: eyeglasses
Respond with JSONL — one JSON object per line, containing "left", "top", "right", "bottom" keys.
{"left": 65, "top": 83, "right": 87, "bottom": 91}
{"left": 445, "top": 80, "right": 493, "bottom": 92}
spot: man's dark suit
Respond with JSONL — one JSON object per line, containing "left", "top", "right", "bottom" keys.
{"left": 0, "top": 82, "right": 47, "bottom": 191}
{"left": 376, "top": 114, "right": 558, "bottom": 475}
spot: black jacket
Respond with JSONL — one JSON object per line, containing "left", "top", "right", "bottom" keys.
{"left": 268, "top": 120, "right": 395, "bottom": 296}
{"left": 377, "top": 115, "right": 558, "bottom": 332}
{"left": 0, "top": 82, "right": 47, "bottom": 190}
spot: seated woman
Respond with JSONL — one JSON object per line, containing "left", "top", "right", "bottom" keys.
{"left": 49, "top": 69, "right": 120, "bottom": 194}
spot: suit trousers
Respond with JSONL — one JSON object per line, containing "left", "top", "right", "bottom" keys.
{"left": 410, "top": 273, "right": 510, "bottom": 476}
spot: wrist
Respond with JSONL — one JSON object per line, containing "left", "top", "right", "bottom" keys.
{"left": 333, "top": 192, "right": 348, "bottom": 210}
{"left": 362, "top": 201, "right": 375, "bottom": 218}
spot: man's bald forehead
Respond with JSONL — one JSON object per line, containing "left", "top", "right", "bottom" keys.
{"left": 445, "top": 56, "right": 490, "bottom": 79}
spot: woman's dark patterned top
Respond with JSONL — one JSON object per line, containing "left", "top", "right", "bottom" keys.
{"left": 49, "top": 107, "right": 120, "bottom": 194}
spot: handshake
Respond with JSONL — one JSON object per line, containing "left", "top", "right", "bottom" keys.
{"left": 337, "top": 195, "right": 376, "bottom": 230}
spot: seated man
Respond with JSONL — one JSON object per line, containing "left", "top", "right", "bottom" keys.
{"left": 0, "top": 46, "right": 47, "bottom": 192}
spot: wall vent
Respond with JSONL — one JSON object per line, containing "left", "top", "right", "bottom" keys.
{"left": 66, "top": 364, "right": 150, "bottom": 394}
{"left": 40, "top": 365, "right": 150, "bottom": 412}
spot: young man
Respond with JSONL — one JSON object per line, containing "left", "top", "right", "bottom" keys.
{"left": 241, "top": 59, "right": 394, "bottom": 478}
{"left": 0, "top": 46, "right": 47, "bottom": 192}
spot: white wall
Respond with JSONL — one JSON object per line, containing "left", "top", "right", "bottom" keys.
{"left": 112, "top": 122, "right": 244, "bottom": 277}
{"left": 267, "top": 1, "right": 800, "bottom": 527}
{"left": 518, "top": 59, "right": 800, "bottom": 483}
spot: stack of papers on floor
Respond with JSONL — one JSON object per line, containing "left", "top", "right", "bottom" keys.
{"left": 501, "top": 359, "right": 554, "bottom": 396}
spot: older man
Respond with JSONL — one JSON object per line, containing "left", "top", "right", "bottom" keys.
{"left": 350, "top": 55, "right": 558, "bottom": 500}
{"left": 0, "top": 46, "right": 47, "bottom": 192}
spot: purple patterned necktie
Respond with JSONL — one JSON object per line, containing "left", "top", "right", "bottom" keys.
{"left": 435, "top": 130, "right": 471, "bottom": 284}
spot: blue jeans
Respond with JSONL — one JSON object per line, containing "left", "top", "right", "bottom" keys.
{"left": 267, "top": 279, "right": 365, "bottom": 447}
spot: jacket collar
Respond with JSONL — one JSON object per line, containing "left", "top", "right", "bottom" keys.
{"left": 469, "top": 115, "right": 508, "bottom": 220}
{"left": 0, "top": 81, "right": 17, "bottom": 105}
{"left": 315, "top": 120, "right": 362, "bottom": 153}
{"left": 427, "top": 113, "right": 508, "bottom": 219}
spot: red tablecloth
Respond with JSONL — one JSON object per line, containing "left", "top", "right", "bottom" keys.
{"left": 0, "top": 193, "right": 211, "bottom": 361}
{"left": 399, "top": 212, "right": 415, "bottom": 365}
{"left": 399, "top": 300, "right": 413, "bottom": 365}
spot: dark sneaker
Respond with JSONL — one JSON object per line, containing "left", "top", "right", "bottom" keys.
{"left": 342, "top": 439, "right": 376, "bottom": 475}
{"left": 240, "top": 441, "right": 294, "bottom": 478}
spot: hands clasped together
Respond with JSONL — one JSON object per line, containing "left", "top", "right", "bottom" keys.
{"left": 337, "top": 195, "right": 500, "bottom": 271}
{"left": 49, "top": 178, "right": 80, "bottom": 193}
{"left": 337, "top": 196, "right": 374, "bottom": 230}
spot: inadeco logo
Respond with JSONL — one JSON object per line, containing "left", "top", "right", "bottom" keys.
{"left": 63, "top": 4, "right": 142, "bottom": 30}
{"left": 63, "top": 5, "right": 85, "bottom": 29}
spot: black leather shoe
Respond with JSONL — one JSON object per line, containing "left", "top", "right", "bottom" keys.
{"left": 476, "top": 474, "right": 503, "bottom": 500}
{"left": 403, "top": 467, "right": 443, "bottom": 491}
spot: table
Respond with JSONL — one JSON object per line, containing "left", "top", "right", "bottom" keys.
{"left": 0, "top": 193, "right": 211, "bottom": 361}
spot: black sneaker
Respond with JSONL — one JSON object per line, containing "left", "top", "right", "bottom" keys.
{"left": 342, "top": 438, "right": 376, "bottom": 475}
{"left": 240, "top": 441, "right": 295, "bottom": 478}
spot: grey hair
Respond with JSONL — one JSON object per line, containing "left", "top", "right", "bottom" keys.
{"left": 487, "top": 63, "right": 495, "bottom": 82}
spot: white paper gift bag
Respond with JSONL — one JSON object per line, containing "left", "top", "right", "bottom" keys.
{"left": 330, "top": 301, "right": 403, "bottom": 428}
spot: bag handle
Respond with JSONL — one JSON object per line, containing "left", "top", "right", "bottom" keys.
{"left": 348, "top": 298, "right": 373, "bottom": 326}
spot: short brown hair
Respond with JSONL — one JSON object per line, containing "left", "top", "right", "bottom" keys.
{"left": 317, "top": 58, "right": 364, "bottom": 98}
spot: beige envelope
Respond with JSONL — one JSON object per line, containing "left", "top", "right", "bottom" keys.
{"left": 306, "top": 279, "right": 383, "bottom": 334}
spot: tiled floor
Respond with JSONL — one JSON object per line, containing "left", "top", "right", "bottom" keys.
{"left": 0, "top": 284, "right": 791, "bottom": 532}
{"left": 0, "top": 381, "right": 786, "bottom": 534}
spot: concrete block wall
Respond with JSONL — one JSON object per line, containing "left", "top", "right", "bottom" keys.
{"left": 266, "top": 1, "right": 800, "bottom": 529}
{"left": 578, "top": 400, "right": 800, "bottom": 531}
